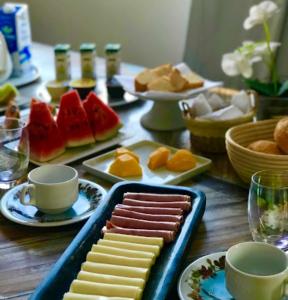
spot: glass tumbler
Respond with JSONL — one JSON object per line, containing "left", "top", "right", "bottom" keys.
{"left": 248, "top": 170, "right": 288, "bottom": 249}
{"left": 0, "top": 118, "right": 29, "bottom": 190}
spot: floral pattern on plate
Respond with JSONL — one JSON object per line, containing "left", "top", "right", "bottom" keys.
{"left": 178, "top": 252, "right": 234, "bottom": 300}
{"left": 0, "top": 179, "right": 106, "bottom": 227}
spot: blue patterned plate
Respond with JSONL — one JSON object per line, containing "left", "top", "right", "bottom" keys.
{"left": 0, "top": 179, "right": 106, "bottom": 227}
{"left": 178, "top": 252, "right": 234, "bottom": 300}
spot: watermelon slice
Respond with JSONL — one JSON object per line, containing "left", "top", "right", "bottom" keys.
{"left": 83, "top": 92, "right": 122, "bottom": 141}
{"left": 57, "top": 90, "right": 94, "bottom": 147}
{"left": 27, "top": 99, "right": 66, "bottom": 162}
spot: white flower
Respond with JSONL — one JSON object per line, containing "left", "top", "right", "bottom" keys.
{"left": 261, "top": 205, "right": 284, "bottom": 230}
{"left": 221, "top": 51, "right": 254, "bottom": 78}
{"left": 243, "top": 1, "right": 279, "bottom": 30}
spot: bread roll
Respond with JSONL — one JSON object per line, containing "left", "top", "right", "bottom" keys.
{"left": 134, "top": 69, "right": 157, "bottom": 92}
{"left": 247, "top": 140, "right": 282, "bottom": 155}
{"left": 274, "top": 118, "right": 288, "bottom": 154}
{"left": 168, "top": 68, "right": 188, "bottom": 92}
{"left": 147, "top": 75, "right": 175, "bottom": 92}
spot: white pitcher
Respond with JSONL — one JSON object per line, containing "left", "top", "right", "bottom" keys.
{"left": 0, "top": 31, "right": 12, "bottom": 84}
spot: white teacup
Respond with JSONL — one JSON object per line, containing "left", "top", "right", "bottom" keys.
{"left": 20, "top": 165, "right": 78, "bottom": 214}
{"left": 226, "top": 241, "right": 288, "bottom": 300}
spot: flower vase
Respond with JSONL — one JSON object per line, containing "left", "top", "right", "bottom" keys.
{"left": 256, "top": 95, "right": 288, "bottom": 120}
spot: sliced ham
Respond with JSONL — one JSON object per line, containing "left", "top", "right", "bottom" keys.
{"left": 104, "top": 222, "right": 175, "bottom": 243}
{"left": 116, "top": 204, "right": 183, "bottom": 216}
{"left": 123, "top": 198, "right": 191, "bottom": 211}
{"left": 124, "top": 192, "right": 191, "bottom": 202}
{"left": 110, "top": 215, "right": 179, "bottom": 232}
{"left": 113, "top": 208, "right": 183, "bottom": 223}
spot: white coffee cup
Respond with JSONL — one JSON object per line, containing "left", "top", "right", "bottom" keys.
{"left": 225, "top": 241, "right": 288, "bottom": 300}
{"left": 20, "top": 165, "right": 78, "bottom": 214}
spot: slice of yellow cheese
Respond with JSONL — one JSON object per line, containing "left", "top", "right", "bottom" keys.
{"left": 97, "top": 239, "right": 160, "bottom": 256}
{"left": 81, "top": 262, "right": 149, "bottom": 281}
{"left": 86, "top": 252, "right": 153, "bottom": 269}
{"left": 70, "top": 280, "right": 142, "bottom": 300}
{"left": 91, "top": 244, "right": 155, "bottom": 264}
{"left": 77, "top": 271, "right": 145, "bottom": 290}
{"left": 103, "top": 233, "right": 164, "bottom": 248}
{"left": 63, "top": 292, "right": 133, "bottom": 300}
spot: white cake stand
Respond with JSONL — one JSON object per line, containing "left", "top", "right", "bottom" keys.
{"left": 140, "top": 98, "right": 185, "bottom": 131}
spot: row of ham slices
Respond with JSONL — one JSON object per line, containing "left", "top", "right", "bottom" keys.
{"left": 63, "top": 192, "right": 192, "bottom": 299}
{"left": 103, "top": 192, "right": 192, "bottom": 243}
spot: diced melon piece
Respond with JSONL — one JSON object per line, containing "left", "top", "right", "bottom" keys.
{"left": 147, "top": 147, "right": 171, "bottom": 170}
{"left": 166, "top": 149, "right": 196, "bottom": 172}
{"left": 115, "top": 147, "right": 140, "bottom": 162}
{"left": 109, "top": 154, "right": 142, "bottom": 177}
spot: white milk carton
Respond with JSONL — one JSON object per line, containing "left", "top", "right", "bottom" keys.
{"left": 0, "top": 3, "right": 32, "bottom": 77}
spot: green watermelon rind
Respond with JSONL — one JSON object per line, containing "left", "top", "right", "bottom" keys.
{"left": 94, "top": 122, "right": 122, "bottom": 141}
{"left": 30, "top": 146, "right": 66, "bottom": 163}
{"left": 66, "top": 136, "right": 95, "bottom": 148}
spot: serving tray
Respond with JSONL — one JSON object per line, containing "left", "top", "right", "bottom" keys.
{"left": 83, "top": 140, "right": 211, "bottom": 185}
{"left": 30, "top": 181, "right": 206, "bottom": 300}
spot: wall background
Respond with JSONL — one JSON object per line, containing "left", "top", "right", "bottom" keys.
{"left": 0, "top": 0, "right": 192, "bottom": 67}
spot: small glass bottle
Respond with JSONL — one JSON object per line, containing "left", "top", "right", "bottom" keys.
{"left": 105, "top": 43, "right": 121, "bottom": 81}
{"left": 54, "top": 44, "right": 71, "bottom": 81}
{"left": 80, "top": 43, "right": 96, "bottom": 79}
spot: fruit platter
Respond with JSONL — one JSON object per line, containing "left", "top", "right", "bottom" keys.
{"left": 18, "top": 90, "right": 125, "bottom": 165}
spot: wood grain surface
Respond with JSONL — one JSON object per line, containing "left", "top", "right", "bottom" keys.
{"left": 0, "top": 43, "right": 252, "bottom": 300}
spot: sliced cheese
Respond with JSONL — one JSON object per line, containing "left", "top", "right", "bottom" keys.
{"left": 82, "top": 262, "right": 149, "bottom": 281}
{"left": 86, "top": 252, "right": 153, "bottom": 269}
{"left": 77, "top": 271, "right": 145, "bottom": 290}
{"left": 98, "top": 239, "right": 160, "bottom": 256}
{"left": 63, "top": 292, "right": 133, "bottom": 300}
{"left": 103, "top": 233, "right": 164, "bottom": 248}
{"left": 91, "top": 244, "right": 156, "bottom": 264}
{"left": 70, "top": 280, "right": 142, "bottom": 300}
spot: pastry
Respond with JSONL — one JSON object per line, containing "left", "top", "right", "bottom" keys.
{"left": 247, "top": 140, "right": 282, "bottom": 155}
{"left": 274, "top": 118, "right": 288, "bottom": 154}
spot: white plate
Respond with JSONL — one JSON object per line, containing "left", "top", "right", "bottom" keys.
{"left": 115, "top": 63, "right": 223, "bottom": 101}
{"left": 0, "top": 179, "right": 106, "bottom": 227}
{"left": 178, "top": 252, "right": 232, "bottom": 300}
{"left": 6, "top": 65, "right": 40, "bottom": 87}
{"left": 30, "top": 130, "right": 129, "bottom": 166}
{"left": 82, "top": 140, "right": 211, "bottom": 185}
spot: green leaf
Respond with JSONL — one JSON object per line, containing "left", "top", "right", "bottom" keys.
{"left": 278, "top": 80, "right": 288, "bottom": 96}
{"left": 245, "top": 79, "right": 280, "bottom": 96}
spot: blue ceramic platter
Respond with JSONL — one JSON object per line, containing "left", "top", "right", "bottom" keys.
{"left": 30, "top": 181, "right": 206, "bottom": 300}
{"left": 0, "top": 179, "right": 106, "bottom": 227}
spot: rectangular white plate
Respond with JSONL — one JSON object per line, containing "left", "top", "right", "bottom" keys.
{"left": 30, "top": 131, "right": 128, "bottom": 166}
{"left": 82, "top": 140, "right": 211, "bottom": 185}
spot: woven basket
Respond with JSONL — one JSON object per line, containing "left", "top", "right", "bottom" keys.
{"left": 225, "top": 118, "right": 288, "bottom": 183}
{"left": 182, "top": 88, "right": 255, "bottom": 153}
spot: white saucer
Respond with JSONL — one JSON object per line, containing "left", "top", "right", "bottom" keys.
{"left": 178, "top": 251, "right": 233, "bottom": 300}
{"left": 0, "top": 179, "right": 106, "bottom": 227}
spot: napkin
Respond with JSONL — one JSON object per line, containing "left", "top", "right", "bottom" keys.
{"left": 0, "top": 32, "right": 12, "bottom": 84}
{"left": 231, "top": 90, "right": 252, "bottom": 113}
{"left": 115, "top": 63, "right": 222, "bottom": 101}
{"left": 200, "top": 105, "right": 244, "bottom": 120}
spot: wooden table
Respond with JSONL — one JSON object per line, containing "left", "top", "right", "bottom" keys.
{"left": 0, "top": 43, "right": 251, "bottom": 300}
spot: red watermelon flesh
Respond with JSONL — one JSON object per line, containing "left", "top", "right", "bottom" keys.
{"left": 27, "top": 99, "right": 66, "bottom": 162}
{"left": 83, "top": 92, "right": 122, "bottom": 141}
{"left": 57, "top": 90, "right": 94, "bottom": 147}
